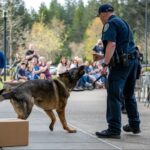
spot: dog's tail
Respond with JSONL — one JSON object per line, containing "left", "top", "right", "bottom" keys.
{"left": 0, "top": 89, "right": 14, "bottom": 102}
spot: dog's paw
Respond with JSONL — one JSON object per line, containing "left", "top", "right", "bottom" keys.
{"left": 68, "top": 129, "right": 77, "bottom": 133}
{"left": 49, "top": 125, "right": 54, "bottom": 131}
{"left": 49, "top": 126, "right": 54, "bottom": 131}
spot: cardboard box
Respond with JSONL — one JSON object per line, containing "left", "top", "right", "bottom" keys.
{"left": 0, "top": 119, "right": 29, "bottom": 147}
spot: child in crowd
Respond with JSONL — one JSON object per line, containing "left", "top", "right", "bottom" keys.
{"left": 17, "top": 62, "right": 27, "bottom": 81}
{"left": 25, "top": 63, "right": 33, "bottom": 80}
{"left": 32, "top": 56, "right": 40, "bottom": 79}
{"left": 39, "top": 73, "right": 46, "bottom": 79}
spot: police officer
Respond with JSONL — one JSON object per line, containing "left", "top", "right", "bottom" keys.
{"left": 95, "top": 4, "right": 141, "bottom": 139}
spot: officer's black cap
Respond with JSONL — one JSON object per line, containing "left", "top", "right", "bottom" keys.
{"left": 97, "top": 3, "right": 114, "bottom": 16}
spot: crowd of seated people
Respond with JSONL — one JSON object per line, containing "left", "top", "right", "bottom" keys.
{"left": 9, "top": 43, "right": 106, "bottom": 90}
{"left": 9, "top": 44, "right": 52, "bottom": 82}
{"left": 56, "top": 56, "right": 106, "bottom": 91}
{"left": 73, "top": 59, "right": 106, "bottom": 90}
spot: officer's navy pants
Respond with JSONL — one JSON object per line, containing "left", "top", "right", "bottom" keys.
{"left": 107, "top": 58, "right": 140, "bottom": 134}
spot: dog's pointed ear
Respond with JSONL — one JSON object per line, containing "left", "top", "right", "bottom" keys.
{"left": 79, "top": 65, "right": 85, "bottom": 75}
{"left": 79, "top": 65, "right": 85, "bottom": 70}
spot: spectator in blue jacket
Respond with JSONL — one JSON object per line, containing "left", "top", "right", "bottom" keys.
{"left": 0, "top": 51, "right": 6, "bottom": 75}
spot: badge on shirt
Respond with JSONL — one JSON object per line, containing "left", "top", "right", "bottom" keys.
{"left": 103, "top": 23, "right": 109, "bottom": 32}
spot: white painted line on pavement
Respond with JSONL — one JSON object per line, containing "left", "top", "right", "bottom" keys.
{"left": 34, "top": 107, "right": 122, "bottom": 150}
{"left": 69, "top": 123, "right": 122, "bottom": 150}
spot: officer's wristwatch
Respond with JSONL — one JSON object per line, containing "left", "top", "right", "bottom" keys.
{"left": 102, "top": 63, "right": 108, "bottom": 67}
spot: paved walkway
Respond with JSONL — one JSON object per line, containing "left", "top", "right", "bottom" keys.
{"left": 0, "top": 89, "right": 150, "bottom": 149}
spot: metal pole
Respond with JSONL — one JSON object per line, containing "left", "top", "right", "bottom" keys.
{"left": 145, "top": 0, "right": 148, "bottom": 70}
{"left": 3, "top": 11, "right": 7, "bottom": 81}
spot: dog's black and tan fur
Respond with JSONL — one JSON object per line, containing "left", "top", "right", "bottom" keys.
{"left": 0, "top": 66, "right": 84, "bottom": 133}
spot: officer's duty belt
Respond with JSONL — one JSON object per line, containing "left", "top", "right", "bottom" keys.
{"left": 128, "top": 52, "right": 137, "bottom": 59}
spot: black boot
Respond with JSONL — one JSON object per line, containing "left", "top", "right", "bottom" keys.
{"left": 95, "top": 129, "right": 121, "bottom": 139}
{"left": 123, "top": 124, "right": 141, "bottom": 134}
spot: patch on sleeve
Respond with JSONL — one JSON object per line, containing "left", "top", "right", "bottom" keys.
{"left": 103, "top": 23, "right": 109, "bottom": 32}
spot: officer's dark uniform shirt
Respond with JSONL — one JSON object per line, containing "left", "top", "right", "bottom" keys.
{"left": 102, "top": 15, "right": 135, "bottom": 55}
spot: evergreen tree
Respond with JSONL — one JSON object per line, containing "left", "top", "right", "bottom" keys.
{"left": 49, "top": 0, "right": 65, "bottom": 21}
{"left": 63, "top": 0, "right": 77, "bottom": 25}
{"left": 69, "top": 0, "right": 86, "bottom": 42}
{"left": 38, "top": 3, "right": 49, "bottom": 24}
{"left": 84, "top": 0, "right": 100, "bottom": 26}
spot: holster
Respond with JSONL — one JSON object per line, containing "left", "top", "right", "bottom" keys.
{"left": 120, "top": 53, "right": 129, "bottom": 67}
{"left": 109, "top": 52, "right": 129, "bottom": 67}
{"left": 109, "top": 50, "right": 120, "bottom": 67}
{"left": 109, "top": 56, "right": 116, "bottom": 67}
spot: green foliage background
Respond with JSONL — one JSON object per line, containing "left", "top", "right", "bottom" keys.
{"left": 0, "top": 0, "right": 150, "bottom": 64}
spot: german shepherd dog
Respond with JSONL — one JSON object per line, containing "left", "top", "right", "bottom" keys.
{"left": 0, "top": 66, "right": 84, "bottom": 133}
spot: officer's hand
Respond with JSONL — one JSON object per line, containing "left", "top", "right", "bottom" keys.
{"left": 101, "top": 67, "right": 107, "bottom": 76}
